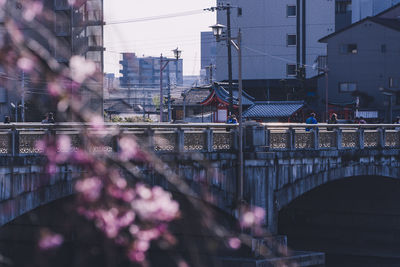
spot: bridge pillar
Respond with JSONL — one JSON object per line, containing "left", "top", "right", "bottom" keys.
{"left": 244, "top": 122, "right": 266, "bottom": 151}
{"left": 243, "top": 123, "right": 278, "bottom": 233}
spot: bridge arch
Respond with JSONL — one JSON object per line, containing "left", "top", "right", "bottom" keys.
{"left": 277, "top": 175, "right": 400, "bottom": 266}
{"left": 275, "top": 163, "right": 400, "bottom": 211}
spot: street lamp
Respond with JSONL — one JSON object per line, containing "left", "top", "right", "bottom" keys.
{"left": 159, "top": 47, "right": 181, "bottom": 122}
{"left": 210, "top": 23, "right": 244, "bottom": 204}
{"left": 210, "top": 23, "right": 225, "bottom": 40}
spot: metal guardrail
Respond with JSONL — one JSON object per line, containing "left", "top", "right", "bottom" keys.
{"left": 0, "top": 123, "right": 399, "bottom": 155}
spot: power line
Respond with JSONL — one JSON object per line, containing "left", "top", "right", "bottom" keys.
{"left": 105, "top": 9, "right": 206, "bottom": 25}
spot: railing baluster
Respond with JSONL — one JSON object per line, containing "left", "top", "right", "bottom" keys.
{"left": 378, "top": 127, "right": 385, "bottom": 148}
{"left": 11, "top": 127, "right": 19, "bottom": 156}
{"left": 313, "top": 128, "right": 319, "bottom": 150}
{"left": 146, "top": 128, "right": 154, "bottom": 151}
{"left": 358, "top": 128, "right": 364, "bottom": 149}
{"left": 204, "top": 127, "right": 213, "bottom": 152}
{"left": 287, "top": 127, "right": 295, "bottom": 150}
{"left": 265, "top": 128, "right": 270, "bottom": 151}
{"left": 231, "top": 127, "right": 239, "bottom": 151}
{"left": 335, "top": 128, "right": 342, "bottom": 150}
{"left": 176, "top": 128, "right": 184, "bottom": 153}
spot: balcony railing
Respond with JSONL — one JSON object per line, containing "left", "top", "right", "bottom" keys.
{"left": 54, "top": 0, "right": 70, "bottom": 11}
{"left": 1, "top": 123, "right": 400, "bottom": 156}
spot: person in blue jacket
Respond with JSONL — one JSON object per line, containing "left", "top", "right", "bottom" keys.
{"left": 305, "top": 113, "right": 317, "bottom": 131}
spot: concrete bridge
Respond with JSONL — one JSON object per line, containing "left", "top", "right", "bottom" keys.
{"left": 0, "top": 123, "right": 399, "bottom": 227}
{"left": 0, "top": 122, "right": 400, "bottom": 264}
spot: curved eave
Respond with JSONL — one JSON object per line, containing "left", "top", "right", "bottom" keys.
{"left": 199, "top": 90, "right": 216, "bottom": 106}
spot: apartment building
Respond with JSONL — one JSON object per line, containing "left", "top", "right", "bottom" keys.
{"left": 0, "top": 0, "right": 104, "bottom": 121}
{"left": 215, "top": 0, "right": 335, "bottom": 100}
{"left": 119, "top": 53, "right": 183, "bottom": 88}
{"left": 200, "top": 31, "right": 217, "bottom": 84}
{"left": 352, "top": 0, "right": 400, "bottom": 23}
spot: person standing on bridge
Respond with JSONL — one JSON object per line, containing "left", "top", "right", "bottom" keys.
{"left": 327, "top": 113, "right": 338, "bottom": 131}
{"left": 395, "top": 116, "right": 400, "bottom": 130}
{"left": 3, "top": 116, "right": 10, "bottom": 124}
{"left": 41, "top": 112, "right": 55, "bottom": 124}
{"left": 305, "top": 113, "right": 318, "bottom": 132}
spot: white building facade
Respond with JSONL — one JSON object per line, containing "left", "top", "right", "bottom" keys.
{"left": 215, "top": 0, "right": 335, "bottom": 85}
{"left": 352, "top": 0, "right": 400, "bottom": 23}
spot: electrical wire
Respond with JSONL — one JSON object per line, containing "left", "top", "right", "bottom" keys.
{"left": 105, "top": 9, "right": 206, "bottom": 25}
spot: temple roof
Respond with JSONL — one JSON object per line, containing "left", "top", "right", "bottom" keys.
{"left": 200, "top": 82, "right": 254, "bottom": 107}
{"left": 243, "top": 101, "right": 304, "bottom": 119}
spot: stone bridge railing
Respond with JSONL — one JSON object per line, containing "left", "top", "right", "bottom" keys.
{"left": 247, "top": 123, "right": 400, "bottom": 151}
{"left": 0, "top": 123, "right": 399, "bottom": 155}
{"left": 0, "top": 123, "right": 238, "bottom": 156}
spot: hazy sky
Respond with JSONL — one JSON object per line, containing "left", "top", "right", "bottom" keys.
{"left": 104, "top": 0, "right": 216, "bottom": 76}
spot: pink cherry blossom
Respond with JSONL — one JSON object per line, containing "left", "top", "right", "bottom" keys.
{"left": 38, "top": 230, "right": 64, "bottom": 250}
{"left": 70, "top": 56, "right": 96, "bottom": 83}
{"left": 17, "top": 57, "right": 34, "bottom": 72}
{"left": 75, "top": 177, "right": 103, "bottom": 202}
{"left": 228, "top": 237, "right": 241, "bottom": 250}
{"left": 23, "top": 1, "right": 43, "bottom": 21}
{"left": 118, "top": 137, "right": 148, "bottom": 162}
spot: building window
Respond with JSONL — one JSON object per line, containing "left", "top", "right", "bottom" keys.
{"left": 287, "top": 5, "right": 296, "bottom": 17}
{"left": 381, "top": 44, "right": 387, "bottom": 53}
{"left": 287, "top": 34, "right": 296, "bottom": 46}
{"left": 335, "top": 1, "right": 351, "bottom": 14}
{"left": 287, "top": 64, "right": 297, "bottom": 76}
{"left": 339, "top": 82, "right": 357, "bottom": 92}
{"left": 339, "top": 44, "right": 358, "bottom": 54}
{"left": 389, "top": 77, "right": 399, "bottom": 88}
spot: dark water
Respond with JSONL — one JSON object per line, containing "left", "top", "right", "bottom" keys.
{"left": 279, "top": 176, "right": 400, "bottom": 267}
{"left": 325, "top": 254, "right": 400, "bottom": 267}
{"left": 0, "top": 194, "right": 244, "bottom": 267}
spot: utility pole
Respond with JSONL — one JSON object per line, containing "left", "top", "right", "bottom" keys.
{"left": 21, "top": 71, "right": 25, "bottom": 122}
{"left": 159, "top": 48, "right": 181, "bottom": 122}
{"left": 159, "top": 54, "right": 164, "bottom": 122}
{"left": 167, "top": 74, "right": 171, "bottom": 122}
{"left": 226, "top": 4, "right": 233, "bottom": 115}
{"left": 206, "top": 4, "right": 234, "bottom": 115}
{"left": 210, "top": 23, "right": 243, "bottom": 207}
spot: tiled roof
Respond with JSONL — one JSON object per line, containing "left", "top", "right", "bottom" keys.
{"left": 173, "top": 87, "right": 212, "bottom": 105}
{"left": 243, "top": 101, "right": 304, "bottom": 118}
{"left": 215, "top": 85, "right": 254, "bottom": 106}
{"left": 201, "top": 82, "right": 254, "bottom": 106}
